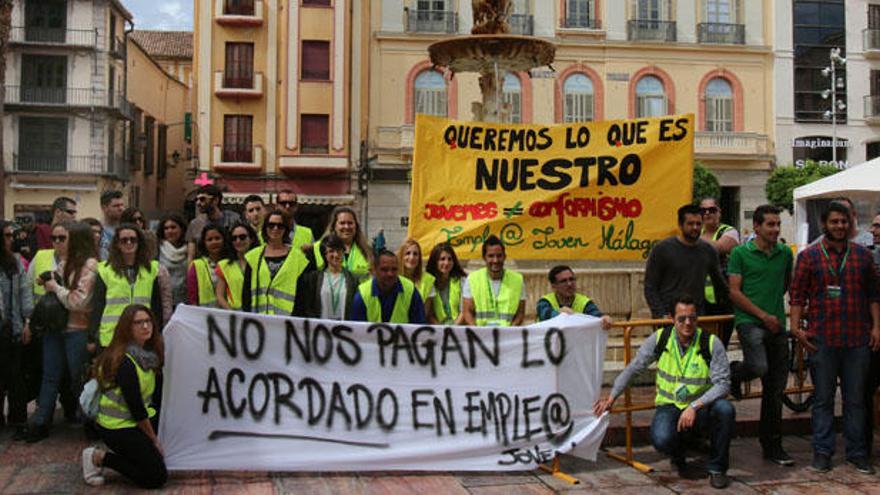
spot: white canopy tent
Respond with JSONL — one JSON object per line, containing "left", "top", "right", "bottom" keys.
{"left": 793, "top": 158, "right": 880, "bottom": 247}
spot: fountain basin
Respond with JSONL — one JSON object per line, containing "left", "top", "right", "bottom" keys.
{"left": 428, "top": 34, "right": 556, "bottom": 73}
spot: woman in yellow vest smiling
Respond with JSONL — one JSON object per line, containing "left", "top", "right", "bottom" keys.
{"left": 186, "top": 224, "right": 230, "bottom": 308}
{"left": 92, "top": 224, "right": 172, "bottom": 348}
{"left": 426, "top": 242, "right": 468, "bottom": 325}
{"left": 241, "top": 210, "right": 309, "bottom": 315}
{"left": 313, "top": 206, "right": 372, "bottom": 281}
{"left": 82, "top": 304, "right": 167, "bottom": 489}
{"left": 398, "top": 239, "right": 434, "bottom": 317}
{"left": 215, "top": 222, "right": 257, "bottom": 311}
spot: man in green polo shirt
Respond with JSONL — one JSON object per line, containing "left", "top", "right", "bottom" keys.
{"left": 727, "top": 204, "right": 793, "bottom": 466}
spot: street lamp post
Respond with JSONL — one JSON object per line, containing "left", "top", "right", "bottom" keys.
{"left": 821, "top": 47, "right": 846, "bottom": 167}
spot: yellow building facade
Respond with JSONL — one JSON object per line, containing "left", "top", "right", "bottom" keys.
{"left": 367, "top": 0, "right": 776, "bottom": 247}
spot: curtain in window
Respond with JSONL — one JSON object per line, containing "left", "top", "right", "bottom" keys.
{"left": 225, "top": 43, "right": 254, "bottom": 88}
{"left": 705, "top": 78, "right": 733, "bottom": 132}
{"left": 563, "top": 73, "right": 594, "bottom": 122}
{"left": 414, "top": 70, "right": 448, "bottom": 118}
{"left": 635, "top": 75, "right": 667, "bottom": 117}
{"left": 223, "top": 115, "right": 253, "bottom": 162}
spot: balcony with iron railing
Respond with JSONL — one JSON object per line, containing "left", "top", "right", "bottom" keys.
{"left": 627, "top": 19, "right": 676, "bottom": 42}
{"left": 213, "top": 71, "right": 263, "bottom": 98}
{"left": 562, "top": 14, "right": 601, "bottom": 30}
{"left": 213, "top": 144, "right": 263, "bottom": 171}
{"left": 864, "top": 28, "right": 880, "bottom": 56}
{"left": 864, "top": 95, "right": 880, "bottom": 124}
{"left": 697, "top": 23, "right": 745, "bottom": 44}
{"left": 109, "top": 36, "right": 126, "bottom": 58}
{"left": 215, "top": 0, "right": 264, "bottom": 26}
{"left": 508, "top": 14, "right": 534, "bottom": 35}
{"left": 4, "top": 86, "right": 134, "bottom": 119}
{"left": 694, "top": 132, "right": 772, "bottom": 159}
{"left": 9, "top": 26, "right": 97, "bottom": 48}
{"left": 9, "top": 153, "right": 128, "bottom": 179}
{"left": 406, "top": 9, "right": 458, "bottom": 34}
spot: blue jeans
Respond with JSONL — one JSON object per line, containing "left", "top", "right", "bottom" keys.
{"left": 651, "top": 400, "right": 736, "bottom": 473}
{"left": 33, "top": 330, "right": 88, "bottom": 426}
{"left": 810, "top": 343, "right": 870, "bottom": 459}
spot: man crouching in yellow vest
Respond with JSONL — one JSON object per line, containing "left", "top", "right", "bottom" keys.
{"left": 350, "top": 250, "right": 427, "bottom": 324}
{"left": 594, "top": 295, "right": 735, "bottom": 490}
{"left": 462, "top": 235, "right": 525, "bottom": 327}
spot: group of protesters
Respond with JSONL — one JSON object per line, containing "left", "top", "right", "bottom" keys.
{"left": 0, "top": 185, "right": 879, "bottom": 490}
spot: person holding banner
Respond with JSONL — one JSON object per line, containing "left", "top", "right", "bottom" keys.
{"left": 241, "top": 210, "right": 310, "bottom": 315}
{"left": 425, "top": 242, "right": 468, "bottom": 325}
{"left": 398, "top": 239, "right": 434, "bottom": 317}
{"left": 462, "top": 235, "right": 525, "bottom": 327}
{"left": 83, "top": 304, "right": 166, "bottom": 489}
{"left": 294, "top": 234, "right": 359, "bottom": 320}
{"left": 313, "top": 207, "right": 371, "bottom": 281}
{"left": 215, "top": 222, "right": 257, "bottom": 311}
{"left": 594, "top": 295, "right": 734, "bottom": 489}
{"left": 351, "top": 250, "right": 426, "bottom": 324}
{"left": 186, "top": 224, "right": 231, "bottom": 308}
{"left": 536, "top": 265, "right": 612, "bottom": 329}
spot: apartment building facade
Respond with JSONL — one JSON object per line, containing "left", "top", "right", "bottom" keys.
{"left": 367, "top": 0, "right": 776, "bottom": 247}
{"left": 2, "top": 0, "right": 134, "bottom": 220}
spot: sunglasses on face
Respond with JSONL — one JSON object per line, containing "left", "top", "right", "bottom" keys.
{"left": 676, "top": 315, "right": 698, "bottom": 323}
{"left": 63, "top": 208, "right": 77, "bottom": 216}
{"left": 266, "top": 222, "right": 285, "bottom": 230}
{"left": 51, "top": 235, "right": 67, "bottom": 243}
{"left": 232, "top": 234, "right": 250, "bottom": 242}
{"left": 118, "top": 237, "right": 138, "bottom": 245}
{"left": 700, "top": 207, "right": 719, "bottom": 215}
{"left": 278, "top": 201, "right": 296, "bottom": 208}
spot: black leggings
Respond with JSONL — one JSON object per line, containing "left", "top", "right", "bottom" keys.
{"left": 97, "top": 418, "right": 167, "bottom": 489}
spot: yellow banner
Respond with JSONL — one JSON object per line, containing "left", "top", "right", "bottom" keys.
{"left": 407, "top": 114, "right": 694, "bottom": 260}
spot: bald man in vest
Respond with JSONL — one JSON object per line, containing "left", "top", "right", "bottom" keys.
{"left": 536, "top": 265, "right": 612, "bottom": 328}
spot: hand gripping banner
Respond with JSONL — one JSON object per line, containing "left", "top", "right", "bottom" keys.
{"left": 407, "top": 114, "right": 694, "bottom": 260}
{"left": 158, "top": 306, "right": 609, "bottom": 471}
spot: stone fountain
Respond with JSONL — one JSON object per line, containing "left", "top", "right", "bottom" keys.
{"left": 428, "top": 0, "right": 556, "bottom": 123}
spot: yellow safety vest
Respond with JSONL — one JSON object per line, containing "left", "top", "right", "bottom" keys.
{"left": 704, "top": 223, "right": 734, "bottom": 304}
{"left": 96, "top": 354, "right": 156, "bottom": 430}
{"left": 654, "top": 328, "right": 714, "bottom": 409}
{"left": 414, "top": 272, "right": 435, "bottom": 304}
{"left": 192, "top": 257, "right": 219, "bottom": 308}
{"left": 31, "top": 249, "right": 56, "bottom": 297}
{"left": 358, "top": 277, "right": 415, "bottom": 323}
{"left": 245, "top": 245, "right": 308, "bottom": 315}
{"left": 97, "top": 261, "right": 159, "bottom": 347}
{"left": 467, "top": 268, "right": 523, "bottom": 327}
{"left": 314, "top": 240, "right": 370, "bottom": 279}
{"left": 538, "top": 292, "right": 592, "bottom": 321}
{"left": 217, "top": 259, "right": 245, "bottom": 310}
{"left": 432, "top": 276, "right": 462, "bottom": 324}
{"left": 290, "top": 224, "right": 314, "bottom": 251}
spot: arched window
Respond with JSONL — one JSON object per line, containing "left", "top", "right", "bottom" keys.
{"left": 635, "top": 75, "right": 666, "bottom": 117}
{"left": 563, "top": 74, "right": 594, "bottom": 122}
{"left": 705, "top": 77, "right": 733, "bottom": 132}
{"left": 413, "top": 70, "right": 447, "bottom": 118}
{"left": 502, "top": 72, "right": 522, "bottom": 123}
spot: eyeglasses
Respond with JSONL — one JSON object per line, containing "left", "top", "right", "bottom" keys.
{"left": 676, "top": 315, "right": 698, "bottom": 323}
{"left": 700, "top": 207, "right": 719, "bottom": 215}
{"left": 133, "top": 318, "right": 153, "bottom": 327}
{"left": 232, "top": 234, "right": 250, "bottom": 241}
{"left": 51, "top": 235, "right": 68, "bottom": 243}
{"left": 278, "top": 201, "right": 296, "bottom": 208}
{"left": 266, "top": 222, "right": 286, "bottom": 230}
{"left": 554, "top": 276, "right": 576, "bottom": 284}
{"left": 118, "top": 237, "right": 138, "bottom": 245}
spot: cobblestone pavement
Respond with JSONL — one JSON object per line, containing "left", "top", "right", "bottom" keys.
{"left": 2, "top": 420, "right": 880, "bottom": 494}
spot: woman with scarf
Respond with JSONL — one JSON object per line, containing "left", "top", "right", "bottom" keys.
{"left": 156, "top": 214, "right": 188, "bottom": 309}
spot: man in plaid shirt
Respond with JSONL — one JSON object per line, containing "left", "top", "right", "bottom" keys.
{"left": 790, "top": 201, "right": 880, "bottom": 474}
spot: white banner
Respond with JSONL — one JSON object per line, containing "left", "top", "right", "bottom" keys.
{"left": 158, "top": 306, "right": 609, "bottom": 471}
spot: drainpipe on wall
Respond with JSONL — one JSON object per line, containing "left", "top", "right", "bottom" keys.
{"left": 123, "top": 17, "right": 134, "bottom": 184}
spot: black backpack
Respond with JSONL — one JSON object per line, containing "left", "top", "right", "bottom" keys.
{"left": 29, "top": 272, "right": 69, "bottom": 337}
{"left": 652, "top": 326, "right": 713, "bottom": 366}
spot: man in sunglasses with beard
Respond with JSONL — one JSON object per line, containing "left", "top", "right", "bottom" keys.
{"left": 185, "top": 185, "right": 240, "bottom": 263}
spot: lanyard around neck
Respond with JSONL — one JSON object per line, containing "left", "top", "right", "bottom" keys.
{"left": 820, "top": 242, "right": 850, "bottom": 281}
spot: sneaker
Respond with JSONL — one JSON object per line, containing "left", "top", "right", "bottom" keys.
{"left": 809, "top": 453, "right": 832, "bottom": 473}
{"left": 23, "top": 425, "right": 48, "bottom": 444}
{"left": 848, "top": 457, "right": 876, "bottom": 474}
{"left": 81, "top": 447, "right": 105, "bottom": 486}
{"left": 709, "top": 471, "right": 731, "bottom": 489}
{"left": 763, "top": 447, "right": 795, "bottom": 466}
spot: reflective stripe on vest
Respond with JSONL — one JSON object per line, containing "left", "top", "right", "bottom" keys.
{"left": 654, "top": 328, "right": 714, "bottom": 409}
{"left": 705, "top": 224, "right": 733, "bottom": 304}
{"left": 314, "top": 240, "right": 370, "bottom": 279}
{"left": 245, "top": 246, "right": 308, "bottom": 315}
{"left": 432, "top": 277, "right": 462, "bottom": 324}
{"left": 539, "top": 292, "right": 591, "bottom": 320}
{"left": 96, "top": 354, "right": 156, "bottom": 430}
{"left": 31, "top": 249, "right": 56, "bottom": 297}
{"left": 358, "top": 277, "right": 415, "bottom": 323}
{"left": 467, "top": 268, "right": 523, "bottom": 327}
{"left": 192, "top": 258, "right": 219, "bottom": 308}
{"left": 97, "top": 261, "right": 159, "bottom": 347}
{"left": 218, "top": 259, "right": 245, "bottom": 310}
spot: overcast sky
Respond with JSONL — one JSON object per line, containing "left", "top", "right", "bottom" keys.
{"left": 124, "top": 0, "right": 193, "bottom": 31}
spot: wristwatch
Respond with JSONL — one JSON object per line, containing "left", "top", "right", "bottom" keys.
{"left": 689, "top": 402, "right": 700, "bottom": 411}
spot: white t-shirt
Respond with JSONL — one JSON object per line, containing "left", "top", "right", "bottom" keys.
{"left": 462, "top": 272, "right": 527, "bottom": 301}
{"left": 319, "top": 272, "right": 347, "bottom": 320}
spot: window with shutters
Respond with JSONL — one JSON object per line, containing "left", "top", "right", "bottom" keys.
{"left": 635, "top": 75, "right": 667, "bottom": 117}
{"left": 223, "top": 115, "right": 253, "bottom": 162}
{"left": 144, "top": 116, "right": 155, "bottom": 176}
{"left": 225, "top": 0, "right": 255, "bottom": 15}
{"left": 20, "top": 54, "right": 67, "bottom": 103}
{"left": 413, "top": 70, "right": 447, "bottom": 118}
{"left": 565, "top": 0, "right": 597, "bottom": 28}
{"left": 17, "top": 117, "right": 67, "bottom": 172}
{"left": 224, "top": 43, "right": 254, "bottom": 89}
{"left": 705, "top": 78, "right": 733, "bottom": 132}
{"left": 502, "top": 73, "right": 522, "bottom": 123}
{"left": 158, "top": 124, "right": 168, "bottom": 179}
{"left": 24, "top": 0, "right": 66, "bottom": 42}
{"left": 302, "top": 40, "right": 330, "bottom": 80}
{"left": 301, "top": 114, "right": 329, "bottom": 154}
{"left": 563, "top": 74, "right": 594, "bottom": 122}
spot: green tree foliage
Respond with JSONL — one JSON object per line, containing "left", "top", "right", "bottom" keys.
{"left": 765, "top": 161, "right": 840, "bottom": 213}
{"left": 693, "top": 161, "right": 721, "bottom": 204}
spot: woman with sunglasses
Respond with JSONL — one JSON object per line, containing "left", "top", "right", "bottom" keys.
{"left": 186, "top": 224, "right": 231, "bottom": 307}
{"left": 294, "top": 234, "right": 358, "bottom": 320}
{"left": 397, "top": 239, "right": 434, "bottom": 316}
{"left": 24, "top": 222, "right": 99, "bottom": 442}
{"left": 156, "top": 214, "right": 188, "bottom": 308}
{"left": 241, "top": 210, "right": 310, "bottom": 315}
{"left": 313, "top": 206, "right": 372, "bottom": 281}
{"left": 82, "top": 305, "right": 166, "bottom": 488}
{"left": 92, "top": 224, "right": 172, "bottom": 348}
{"left": 216, "top": 222, "right": 257, "bottom": 310}
{"left": 425, "top": 243, "right": 468, "bottom": 325}
{"left": 121, "top": 208, "right": 156, "bottom": 260}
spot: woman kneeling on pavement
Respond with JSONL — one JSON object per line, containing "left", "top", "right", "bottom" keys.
{"left": 83, "top": 304, "right": 166, "bottom": 489}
